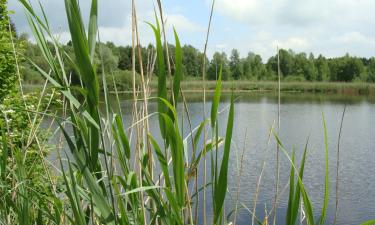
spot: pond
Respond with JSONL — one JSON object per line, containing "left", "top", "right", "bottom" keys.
{"left": 47, "top": 92, "right": 375, "bottom": 224}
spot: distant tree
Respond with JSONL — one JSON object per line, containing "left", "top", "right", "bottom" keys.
{"left": 267, "top": 49, "right": 294, "bottom": 78}
{"left": 333, "top": 55, "right": 365, "bottom": 82}
{"left": 242, "top": 52, "right": 265, "bottom": 80}
{"left": 343, "top": 56, "right": 365, "bottom": 81}
{"left": 307, "top": 53, "right": 317, "bottom": 81}
{"left": 315, "top": 55, "right": 330, "bottom": 81}
{"left": 118, "top": 46, "right": 132, "bottom": 70}
{"left": 229, "top": 49, "right": 242, "bottom": 79}
{"left": 105, "top": 41, "right": 120, "bottom": 57}
{"left": 367, "top": 58, "right": 375, "bottom": 82}
{"left": 208, "top": 52, "right": 230, "bottom": 80}
{"left": 279, "top": 49, "right": 295, "bottom": 77}
{"left": 242, "top": 57, "right": 251, "bottom": 79}
{"left": 290, "top": 53, "right": 316, "bottom": 81}
{"left": 96, "top": 43, "right": 119, "bottom": 73}
{"left": 182, "top": 45, "right": 200, "bottom": 77}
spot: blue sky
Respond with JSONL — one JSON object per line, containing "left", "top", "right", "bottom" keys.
{"left": 8, "top": 0, "right": 375, "bottom": 60}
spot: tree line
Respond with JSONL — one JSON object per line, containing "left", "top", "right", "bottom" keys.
{"left": 15, "top": 33, "right": 375, "bottom": 85}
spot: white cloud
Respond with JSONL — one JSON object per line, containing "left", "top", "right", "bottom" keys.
{"left": 273, "top": 37, "right": 309, "bottom": 51}
{"left": 333, "top": 32, "right": 375, "bottom": 45}
{"left": 165, "top": 14, "right": 205, "bottom": 32}
{"left": 214, "top": 0, "right": 375, "bottom": 28}
{"left": 214, "top": 0, "right": 258, "bottom": 22}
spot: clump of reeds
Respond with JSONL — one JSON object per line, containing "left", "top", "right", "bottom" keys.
{"left": 4, "top": 0, "right": 235, "bottom": 224}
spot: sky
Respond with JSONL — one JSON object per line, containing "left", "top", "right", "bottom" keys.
{"left": 8, "top": 0, "right": 375, "bottom": 60}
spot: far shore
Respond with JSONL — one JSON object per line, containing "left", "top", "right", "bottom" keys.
{"left": 23, "top": 81, "right": 375, "bottom": 96}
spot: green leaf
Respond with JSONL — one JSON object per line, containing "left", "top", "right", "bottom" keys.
{"left": 214, "top": 93, "right": 234, "bottom": 224}
{"left": 318, "top": 112, "right": 329, "bottom": 225}
{"left": 286, "top": 151, "right": 295, "bottom": 225}
{"left": 160, "top": 113, "right": 185, "bottom": 206}
{"left": 114, "top": 114, "right": 131, "bottom": 159}
{"left": 147, "top": 22, "right": 167, "bottom": 138}
{"left": 211, "top": 65, "right": 222, "bottom": 128}
{"left": 361, "top": 220, "right": 375, "bottom": 225}
{"left": 88, "top": 0, "right": 98, "bottom": 62}
{"left": 172, "top": 28, "right": 182, "bottom": 105}
{"left": 148, "top": 134, "right": 171, "bottom": 187}
{"left": 290, "top": 141, "right": 308, "bottom": 225}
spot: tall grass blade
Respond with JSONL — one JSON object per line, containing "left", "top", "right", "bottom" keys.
{"left": 291, "top": 141, "right": 308, "bottom": 224}
{"left": 64, "top": 0, "right": 101, "bottom": 169}
{"left": 114, "top": 114, "right": 131, "bottom": 159}
{"left": 161, "top": 113, "right": 185, "bottom": 206}
{"left": 318, "top": 113, "right": 329, "bottom": 225}
{"left": 211, "top": 65, "right": 222, "bottom": 128}
{"left": 147, "top": 22, "right": 167, "bottom": 137}
{"left": 148, "top": 134, "right": 171, "bottom": 188}
{"left": 88, "top": 0, "right": 98, "bottom": 62}
{"left": 172, "top": 28, "right": 182, "bottom": 105}
{"left": 214, "top": 93, "right": 234, "bottom": 224}
{"left": 286, "top": 151, "right": 295, "bottom": 225}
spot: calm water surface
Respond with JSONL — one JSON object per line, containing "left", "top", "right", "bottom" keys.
{"left": 49, "top": 93, "right": 375, "bottom": 224}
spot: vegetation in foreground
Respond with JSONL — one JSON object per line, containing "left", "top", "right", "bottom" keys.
{"left": 1, "top": 0, "right": 375, "bottom": 225}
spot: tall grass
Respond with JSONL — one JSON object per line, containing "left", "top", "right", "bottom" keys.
{"left": 2, "top": 0, "right": 235, "bottom": 224}
{"left": 1, "top": 0, "right": 375, "bottom": 225}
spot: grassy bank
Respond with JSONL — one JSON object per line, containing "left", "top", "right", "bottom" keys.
{"left": 24, "top": 81, "right": 375, "bottom": 95}
{"left": 115, "top": 80, "right": 375, "bottom": 95}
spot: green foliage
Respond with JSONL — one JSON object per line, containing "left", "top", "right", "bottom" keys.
{"left": 96, "top": 43, "right": 119, "bottom": 73}
{"left": 105, "top": 69, "right": 140, "bottom": 91}
{"left": 316, "top": 55, "right": 330, "bottom": 81}
{"left": 0, "top": 91, "right": 59, "bottom": 224}
{"left": 208, "top": 52, "right": 230, "bottom": 80}
{"left": 367, "top": 58, "right": 375, "bottom": 82}
{"left": 182, "top": 45, "right": 201, "bottom": 77}
{"left": 229, "top": 49, "right": 243, "bottom": 80}
{"left": 242, "top": 52, "right": 267, "bottom": 80}
{"left": 0, "top": 0, "right": 17, "bottom": 102}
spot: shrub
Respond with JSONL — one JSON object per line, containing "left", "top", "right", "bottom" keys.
{"left": 0, "top": 91, "right": 59, "bottom": 223}
{"left": 105, "top": 69, "right": 141, "bottom": 91}
{"left": 0, "top": 0, "right": 17, "bottom": 102}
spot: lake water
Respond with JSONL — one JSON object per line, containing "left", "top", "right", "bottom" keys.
{"left": 48, "top": 93, "right": 375, "bottom": 224}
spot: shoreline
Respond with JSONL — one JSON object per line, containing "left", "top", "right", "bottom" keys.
{"left": 23, "top": 81, "right": 375, "bottom": 96}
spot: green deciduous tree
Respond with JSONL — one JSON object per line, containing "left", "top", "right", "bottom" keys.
{"left": 229, "top": 49, "right": 242, "bottom": 80}
{"left": 182, "top": 45, "right": 200, "bottom": 77}
{"left": 208, "top": 52, "right": 230, "bottom": 80}
{"left": 315, "top": 55, "right": 330, "bottom": 81}
{"left": 367, "top": 58, "right": 375, "bottom": 82}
